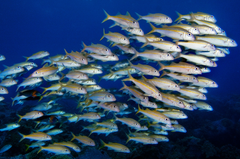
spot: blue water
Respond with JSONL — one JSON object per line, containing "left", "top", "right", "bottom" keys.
{"left": 0, "top": 0, "right": 240, "bottom": 158}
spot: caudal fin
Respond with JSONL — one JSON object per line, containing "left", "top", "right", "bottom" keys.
{"left": 102, "top": 10, "right": 111, "bottom": 23}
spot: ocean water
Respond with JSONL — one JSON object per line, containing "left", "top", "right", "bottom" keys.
{"left": 0, "top": 0, "right": 240, "bottom": 159}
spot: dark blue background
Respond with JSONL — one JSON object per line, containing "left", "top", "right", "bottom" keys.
{"left": 0, "top": 0, "right": 239, "bottom": 101}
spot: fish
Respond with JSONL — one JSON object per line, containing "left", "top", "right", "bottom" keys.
{"left": 196, "top": 35, "right": 237, "bottom": 47}
{"left": 0, "top": 144, "right": 12, "bottom": 153}
{"left": 0, "top": 78, "right": 18, "bottom": 87}
{"left": 115, "top": 116, "right": 141, "bottom": 129}
{"left": 147, "top": 77, "right": 180, "bottom": 91}
{"left": 53, "top": 141, "right": 81, "bottom": 152}
{"left": 17, "top": 77, "right": 42, "bottom": 91}
{"left": 71, "top": 133, "right": 95, "bottom": 146}
{"left": 130, "top": 50, "right": 174, "bottom": 61}
{"left": 100, "top": 29, "right": 130, "bottom": 45}
{"left": 136, "top": 13, "right": 172, "bottom": 25}
{"left": 176, "top": 40, "right": 215, "bottom": 51}
{"left": 175, "top": 12, "right": 217, "bottom": 23}
{"left": 128, "top": 60, "right": 160, "bottom": 76}
{"left": 88, "top": 91, "right": 116, "bottom": 102}
{"left": 24, "top": 51, "right": 49, "bottom": 61}
{"left": 195, "top": 101, "right": 213, "bottom": 111}
{"left": 0, "top": 123, "right": 20, "bottom": 131}
{"left": 25, "top": 142, "right": 46, "bottom": 151}
{"left": 46, "top": 129, "right": 63, "bottom": 135}
{"left": 136, "top": 105, "right": 171, "bottom": 125}
{"left": 126, "top": 133, "right": 158, "bottom": 144}
{"left": 19, "top": 132, "right": 52, "bottom": 142}
{"left": 148, "top": 23, "right": 195, "bottom": 41}
{"left": 100, "top": 140, "right": 130, "bottom": 153}
{"left": 102, "top": 10, "right": 139, "bottom": 28}
{"left": 81, "top": 42, "right": 113, "bottom": 55}
{"left": 18, "top": 111, "right": 44, "bottom": 122}
{"left": 37, "top": 145, "right": 70, "bottom": 154}
{"left": 64, "top": 49, "right": 88, "bottom": 65}
{"left": 158, "top": 62, "right": 202, "bottom": 74}
{"left": 28, "top": 65, "right": 58, "bottom": 78}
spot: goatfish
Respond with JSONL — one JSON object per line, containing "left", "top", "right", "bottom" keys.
{"left": 130, "top": 50, "right": 174, "bottom": 61}
{"left": 17, "top": 77, "right": 42, "bottom": 91}
{"left": 169, "top": 24, "right": 200, "bottom": 35}
{"left": 24, "top": 51, "right": 49, "bottom": 61}
{"left": 102, "top": 10, "right": 139, "bottom": 28}
{"left": 136, "top": 13, "right": 172, "bottom": 25}
{"left": 0, "top": 66, "right": 24, "bottom": 79}
{"left": 37, "top": 145, "right": 70, "bottom": 154}
{"left": 71, "top": 133, "right": 95, "bottom": 146}
{"left": 191, "top": 76, "right": 218, "bottom": 87}
{"left": 64, "top": 49, "right": 88, "bottom": 65}
{"left": 53, "top": 141, "right": 81, "bottom": 152}
{"left": 148, "top": 23, "right": 195, "bottom": 41}
{"left": 195, "top": 101, "right": 213, "bottom": 111}
{"left": 81, "top": 42, "right": 112, "bottom": 55}
{"left": 0, "top": 123, "right": 20, "bottom": 131}
{"left": 28, "top": 65, "right": 58, "bottom": 78}
{"left": 141, "top": 40, "right": 182, "bottom": 52}
{"left": 100, "top": 29, "right": 130, "bottom": 45}
{"left": 122, "top": 71, "right": 162, "bottom": 101}
{"left": 192, "top": 24, "right": 217, "bottom": 35}
{"left": 100, "top": 139, "right": 130, "bottom": 153}
{"left": 128, "top": 60, "right": 160, "bottom": 76}
{"left": 161, "top": 71, "right": 198, "bottom": 83}
{"left": 175, "top": 12, "right": 217, "bottom": 23}
{"left": 158, "top": 62, "right": 202, "bottom": 74}
{"left": 178, "top": 88, "right": 207, "bottom": 100}
{"left": 88, "top": 91, "right": 116, "bottom": 102}
{"left": 19, "top": 132, "right": 52, "bottom": 142}
{"left": 18, "top": 111, "right": 44, "bottom": 123}
{"left": 176, "top": 53, "right": 217, "bottom": 67}
{"left": 176, "top": 40, "right": 215, "bottom": 51}
{"left": 196, "top": 35, "right": 237, "bottom": 47}
{"left": 147, "top": 77, "right": 180, "bottom": 91}
{"left": 126, "top": 134, "right": 158, "bottom": 144}
{"left": 115, "top": 116, "right": 141, "bottom": 129}
{"left": 136, "top": 105, "right": 171, "bottom": 125}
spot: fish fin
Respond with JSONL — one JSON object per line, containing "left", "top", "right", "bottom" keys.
{"left": 100, "top": 28, "right": 106, "bottom": 41}
{"left": 135, "top": 12, "right": 142, "bottom": 21}
{"left": 122, "top": 71, "right": 133, "bottom": 82}
{"left": 70, "top": 132, "right": 76, "bottom": 141}
{"left": 99, "top": 139, "right": 106, "bottom": 150}
{"left": 136, "top": 104, "right": 142, "bottom": 115}
{"left": 109, "top": 22, "right": 118, "bottom": 28}
{"left": 18, "top": 132, "right": 25, "bottom": 142}
{"left": 25, "top": 144, "right": 30, "bottom": 152}
{"left": 175, "top": 12, "right": 183, "bottom": 23}
{"left": 141, "top": 37, "right": 150, "bottom": 48}
{"left": 119, "top": 82, "right": 128, "bottom": 91}
{"left": 37, "top": 146, "right": 43, "bottom": 154}
{"left": 147, "top": 23, "right": 156, "bottom": 35}
{"left": 126, "top": 133, "right": 131, "bottom": 144}
{"left": 130, "top": 50, "right": 139, "bottom": 61}
{"left": 17, "top": 114, "right": 23, "bottom": 123}
{"left": 102, "top": 10, "right": 111, "bottom": 23}
{"left": 158, "top": 62, "right": 165, "bottom": 72}
{"left": 81, "top": 41, "right": 87, "bottom": 52}
{"left": 23, "top": 56, "right": 29, "bottom": 62}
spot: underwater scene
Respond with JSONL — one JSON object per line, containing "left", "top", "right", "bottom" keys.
{"left": 0, "top": 0, "right": 240, "bottom": 159}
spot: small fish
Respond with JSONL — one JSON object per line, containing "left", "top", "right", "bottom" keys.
{"left": 0, "top": 78, "right": 18, "bottom": 87}
{"left": 18, "top": 111, "right": 44, "bottom": 122}
{"left": 81, "top": 42, "right": 112, "bottom": 55}
{"left": 100, "top": 139, "right": 130, "bottom": 153}
{"left": 64, "top": 49, "right": 88, "bottom": 65}
{"left": 126, "top": 134, "right": 158, "bottom": 145}
{"left": 36, "top": 125, "right": 55, "bottom": 132}
{"left": 89, "top": 91, "right": 116, "bottom": 102}
{"left": 116, "top": 116, "right": 141, "bottom": 129}
{"left": 0, "top": 123, "right": 20, "bottom": 131}
{"left": 136, "top": 13, "right": 172, "bottom": 25}
{"left": 176, "top": 40, "right": 215, "bottom": 51}
{"left": 100, "top": 29, "right": 130, "bottom": 45}
{"left": 195, "top": 101, "right": 213, "bottom": 111}
{"left": 71, "top": 133, "right": 95, "bottom": 146}
{"left": 172, "top": 124, "right": 187, "bottom": 133}
{"left": 24, "top": 51, "right": 49, "bottom": 61}
{"left": 19, "top": 132, "right": 52, "bottom": 142}
{"left": 102, "top": 10, "right": 139, "bottom": 28}
{"left": 196, "top": 35, "right": 237, "bottom": 47}
{"left": 28, "top": 65, "right": 58, "bottom": 78}
{"left": 162, "top": 111, "right": 188, "bottom": 119}
{"left": 25, "top": 142, "right": 46, "bottom": 151}
{"left": 178, "top": 88, "right": 207, "bottom": 100}
{"left": 0, "top": 144, "right": 12, "bottom": 153}
{"left": 128, "top": 60, "right": 160, "bottom": 76}
{"left": 53, "top": 141, "right": 81, "bottom": 152}
{"left": 130, "top": 50, "right": 174, "bottom": 61}
{"left": 191, "top": 76, "right": 218, "bottom": 88}
{"left": 17, "top": 77, "right": 42, "bottom": 91}
{"left": 37, "top": 145, "right": 70, "bottom": 154}
{"left": 149, "top": 135, "right": 169, "bottom": 142}
{"left": 175, "top": 12, "right": 217, "bottom": 23}
{"left": 147, "top": 77, "right": 180, "bottom": 91}
{"left": 170, "top": 24, "right": 200, "bottom": 35}
{"left": 192, "top": 24, "right": 217, "bottom": 35}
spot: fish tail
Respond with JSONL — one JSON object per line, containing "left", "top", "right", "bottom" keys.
{"left": 141, "top": 37, "right": 150, "bottom": 48}
{"left": 38, "top": 95, "right": 44, "bottom": 102}
{"left": 88, "top": 131, "right": 93, "bottom": 136}
{"left": 135, "top": 12, "right": 142, "bottom": 21}
{"left": 119, "top": 82, "right": 128, "bottom": 91}
{"left": 11, "top": 98, "right": 15, "bottom": 106}
{"left": 175, "top": 11, "right": 183, "bottom": 23}
{"left": 16, "top": 86, "right": 20, "bottom": 92}
{"left": 25, "top": 144, "right": 30, "bottom": 152}
{"left": 102, "top": 10, "right": 111, "bottom": 23}
{"left": 136, "top": 104, "right": 142, "bottom": 115}
{"left": 99, "top": 139, "right": 106, "bottom": 149}
{"left": 23, "top": 56, "right": 29, "bottom": 62}
{"left": 122, "top": 71, "right": 133, "bottom": 82}
{"left": 147, "top": 23, "right": 156, "bottom": 35}
{"left": 160, "top": 71, "right": 168, "bottom": 78}
{"left": 37, "top": 146, "right": 43, "bottom": 154}
{"left": 129, "top": 50, "right": 139, "bottom": 61}
{"left": 158, "top": 62, "right": 165, "bottom": 72}
{"left": 41, "top": 87, "right": 47, "bottom": 94}
{"left": 70, "top": 132, "right": 76, "bottom": 141}
{"left": 18, "top": 132, "right": 25, "bottom": 142}
{"left": 100, "top": 28, "right": 106, "bottom": 41}
{"left": 17, "top": 114, "right": 23, "bottom": 123}
{"left": 126, "top": 133, "right": 131, "bottom": 144}
{"left": 81, "top": 41, "right": 87, "bottom": 52}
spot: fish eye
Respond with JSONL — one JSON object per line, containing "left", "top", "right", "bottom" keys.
{"left": 176, "top": 46, "right": 179, "bottom": 49}
{"left": 133, "top": 21, "right": 136, "bottom": 23}
{"left": 135, "top": 123, "right": 138, "bottom": 125}
{"left": 107, "top": 95, "right": 111, "bottom": 98}
{"left": 166, "top": 17, "right": 169, "bottom": 19}
{"left": 1, "top": 88, "right": 4, "bottom": 90}
{"left": 35, "top": 72, "right": 38, "bottom": 74}
{"left": 195, "top": 67, "right": 199, "bottom": 70}
{"left": 212, "top": 82, "right": 215, "bottom": 84}
{"left": 158, "top": 93, "right": 161, "bottom": 96}
{"left": 82, "top": 59, "right": 85, "bottom": 61}
{"left": 193, "top": 77, "right": 196, "bottom": 80}
{"left": 154, "top": 70, "right": 157, "bottom": 72}
{"left": 175, "top": 85, "right": 178, "bottom": 87}
{"left": 139, "top": 30, "right": 142, "bottom": 32}
{"left": 188, "top": 33, "right": 191, "bottom": 36}
{"left": 179, "top": 101, "right": 182, "bottom": 104}
{"left": 123, "top": 38, "right": 126, "bottom": 40}
{"left": 167, "top": 53, "right": 170, "bottom": 56}
{"left": 231, "top": 40, "right": 235, "bottom": 43}
{"left": 105, "top": 49, "right": 108, "bottom": 51}
{"left": 165, "top": 118, "right": 168, "bottom": 121}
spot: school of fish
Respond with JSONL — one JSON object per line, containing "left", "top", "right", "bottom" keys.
{"left": 0, "top": 11, "right": 237, "bottom": 156}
